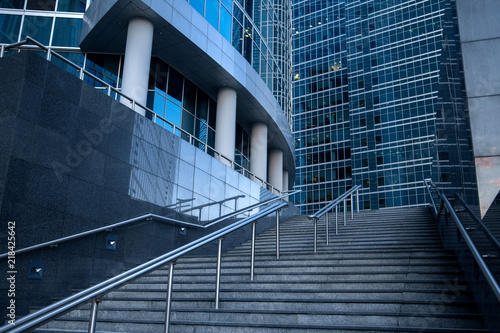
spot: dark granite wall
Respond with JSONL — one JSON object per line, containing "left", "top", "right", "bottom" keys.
{"left": 0, "top": 52, "right": 299, "bottom": 317}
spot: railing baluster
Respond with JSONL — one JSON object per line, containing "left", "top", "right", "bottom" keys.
{"left": 215, "top": 238, "right": 223, "bottom": 309}
{"left": 251, "top": 221, "right": 257, "bottom": 281}
{"left": 335, "top": 205, "right": 338, "bottom": 235}
{"left": 314, "top": 218, "right": 318, "bottom": 253}
{"left": 356, "top": 189, "right": 359, "bottom": 213}
{"left": 0, "top": 44, "right": 4, "bottom": 57}
{"left": 276, "top": 210, "right": 280, "bottom": 259}
{"left": 88, "top": 298, "right": 99, "bottom": 333}
{"left": 165, "top": 262, "right": 175, "bottom": 333}
{"left": 351, "top": 193, "right": 354, "bottom": 219}
{"left": 343, "top": 200, "right": 347, "bottom": 226}
{"left": 326, "top": 212, "right": 329, "bottom": 245}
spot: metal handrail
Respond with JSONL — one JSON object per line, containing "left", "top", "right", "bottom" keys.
{"left": 0, "top": 201, "right": 289, "bottom": 333}
{"left": 0, "top": 191, "right": 299, "bottom": 260}
{"left": 0, "top": 37, "right": 282, "bottom": 196}
{"left": 180, "top": 195, "right": 246, "bottom": 218}
{"left": 423, "top": 179, "right": 500, "bottom": 304}
{"left": 308, "top": 185, "right": 361, "bottom": 252}
{"left": 455, "top": 194, "right": 500, "bottom": 254}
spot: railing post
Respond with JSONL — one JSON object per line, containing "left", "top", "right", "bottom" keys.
{"left": 343, "top": 199, "right": 347, "bottom": 226}
{"left": 351, "top": 192, "right": 354, "bottom": 219}
{"left": 46, "top": 48, "right": 51, "bottom": 61}
{"left": 0, "top": 44, "right": 5, "bottom": 58}
{"left": 356, "top": 189, "right": 359, "bottom": 213}
{"left": 215, "top": 238, "right": 223, "bottom": 309}
{"left": 314, "top": 218, "right": 318, "bottom": 253}
{"left": 88, "top": 298, "right": 100, "bottom": 333}
{"left": 326, "top": 211, "right": 329, "bottom": 245}
{"left": 251, "top": 221, "right": 257, "bottom": 281}
{"left": 164, "top": 262, "right": 175, "bottom": 333}
{"left": 276, "top": 210, "right": 280, "bottom": 259}
{"left": 335, "top": 205, "right": 338, "bottom": 235}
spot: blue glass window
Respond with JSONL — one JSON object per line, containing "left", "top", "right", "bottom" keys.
{"left": 21, "top": 16, "right": 53, "bottom": 45}
{"left": 57, "top": 0, "right": 85, "bottom": 12}
{"left": 206, "top": 0, "right": 219, "bottom": 29}
{"left": 0, "top": 14, "right": 21, "bottom": 43}
{"left": 52, "top": 18, "right": 82, "bottom": 47}
{"left": 166, "top": 99, "right": 181, "bottom": 129}
{"left": 220, "top": 6, "right": 231, "bottom": 42}
{"left": 190, "top": 0, "right": 204, "bottom": 16}
{"left": 221, "top": 0, "right": 231, "bottom": 11}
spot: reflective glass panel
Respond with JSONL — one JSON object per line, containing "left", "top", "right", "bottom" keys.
{"left": 220, "top": 6, "right": 231, "bottom": 42}
{"left": 190, "top": 0, "right": 204, "bottom": 16}
{"left": 166, "top": 99, "right": 181, "bottom": 128}
{"left": 206, "top": 0, "right": 219, "bottom": 29}
{"left": 0, "top": 0, "right": 23, "bottom": 9}
{"left": 57, "top": 0, "right": 85, "bottom": 12}
{"left": 26, "top": 0, "right": 55, "bottom": 10}
{"left": 21, "top": 16, "right": 53, "bottom": 45}
{"left": 0, "top": 14, "right": 21, "bottom": 43}
{"left": 167, "top": 67, "right": 183, "bottom": 103}
{"left": 84, "top": 53, "right": 120, "bottom": 88}
{"left": 221, "top": 0, "right": 231, "bottom": 11}
{"left": 50, "top": 51, "right": 84, "bottom": 77}
{"left": 183, "top": 79, "right": 196, "bottom": 114}
{"left": 52, "top": 18, "right": 82, "bottom": 47}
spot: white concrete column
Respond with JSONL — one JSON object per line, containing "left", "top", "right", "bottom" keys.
{"left": 268, "top": 149, "right": 283, "bottom": 192}
{"left": 214, "top": 87, "right": 237, "bottom": 165}
{"left": 282, "top": 170, "right": 289, "bottom": 201}
{"left": 120, "top": 18, "right": 154, "bottom": 116}
{"left": 250, "top": 122, "right": 268, "bottom": 182}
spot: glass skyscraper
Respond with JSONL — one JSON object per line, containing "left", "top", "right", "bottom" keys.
{"left": 291, "top": 0, "right": 475, "bottom": 214}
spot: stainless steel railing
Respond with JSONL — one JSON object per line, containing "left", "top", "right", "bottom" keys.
{"left": 308, "top": 185, "right": 361, "bottom": 252}
{"left": 0, "top": 191, "right": 299, "bottom": 260}
{"left": 0, "top": 37, "right": 282, "bottom": 196}
{"left": 423, "top": 179, "right": 500, "bottom": 304}
{"left": 0, "top": 200, "right": 290, "bottom": 333}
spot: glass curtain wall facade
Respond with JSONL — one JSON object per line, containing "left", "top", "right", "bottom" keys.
{"left": 292, "top": 0, "right": 473, "bottom": 214}
{"left": 292, "top": 0, "right": 351, "bottom": 214}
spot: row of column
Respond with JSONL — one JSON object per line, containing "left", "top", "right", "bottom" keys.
{"left": 214, "top": 89, "right": 289, "bottom": 192}
{"left": 119, "top": 18, "right": 289, "bottom": 192}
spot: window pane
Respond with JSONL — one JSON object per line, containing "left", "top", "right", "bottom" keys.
{"left": 52, "top": 18, "right": 82, "bottom": 47}
{"left": 50, "top": 51, "right": 84, "bottom": 76}
{"left": 166, "top": 99, "right": 181, "bottom": 128}
{"left": 0, "top": 14, "right": 21, "bottom": 43}
{"left": 220, "top": 6, "right": 231, "bottom": 42}
{"left": 21, "top": 16, "right": 53, "bottom": 45}
{"left": 27, "top": 0, "right": 55, "bottom": 10}
{"left": 221, "top": 0, "right": 231, "bottom": 11}
{"left": 190, "top": 0, "right": 204, "bottom": 16}
{"left": 0, "top": 0, "right": 23, "bottom": 9}
{"left": 206, "top": 0, "right": 219, "bottom": 29}
{"left": 57, "top": 0, "right": 85, "bottom": 12}
{"left": 196, "top": 90, "right": 208, "bottom": 121}
{"left": 167, "top": 67, "right": 183, "bottom": 103}
{"left": 232, "top": 20, "right": 242, "bottom": 53}
{"left": 183, "top": 78, "right": 196, "bottom": 114}
{"left": 84, "top": 53, "right": 120, "bottom": 88}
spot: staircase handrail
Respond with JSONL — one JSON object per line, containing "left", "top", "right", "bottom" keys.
{"left": 0, "top": 201, "right": 289, "bottom": 333}
{"left": 423, "top": 179, "right": 500, "bottom": 304}
{"left": 0, "top": 190, "right": 299, "bottom": 260}
{"left": 307, "top": 185, "right": 361, "bottom": 252}
{"left": 309, "top": 185, "right": 362, "bottom": 220}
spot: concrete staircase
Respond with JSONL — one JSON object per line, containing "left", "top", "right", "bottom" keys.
{"left": 35, "top": 207, "right": 486, "bottom": 332}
